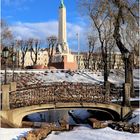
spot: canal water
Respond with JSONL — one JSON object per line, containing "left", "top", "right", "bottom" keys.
{"left": 23, "top": 109, "right": 113, "bottom": 125}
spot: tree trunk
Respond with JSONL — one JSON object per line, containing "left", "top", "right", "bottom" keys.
{"left": 30, "top": 50, "right": 35, "bottom": 66}
{"left": 49, "top": 56, "right": 52, "bottom": 64}
{"left": 102, "top": 45, "right": 108, "bottom": 84}
{"left": 104, "top": 55, "right": 108, "bottom": 83}
{"left": 87, "top": 56, "right": 90, "bottom": 69}
{"left": 113, "top": 6, "right": 135, "bottom": 97}
{"left": 22, "top": 58, "right": 25, "bottom": 69}
{"left": 35, "top": 53, "right": 37, "bottom": 65}
{"left": 127, "top": 53, "right": 135, "bottom": 97}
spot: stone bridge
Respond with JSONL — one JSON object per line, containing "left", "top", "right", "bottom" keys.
{"left": 0, "top": 82, "right": 131, "bottom": 127}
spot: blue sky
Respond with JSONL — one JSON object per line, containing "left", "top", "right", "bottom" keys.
{"left": 1, "top": 0, "right": 91, "bottom": 51}
{"left": 2, "top": 0, "right": 79, "bottom": 23}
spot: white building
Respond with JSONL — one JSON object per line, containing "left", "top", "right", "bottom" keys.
{"left": 19, "top": 49, "right": 49, "bottom": 67}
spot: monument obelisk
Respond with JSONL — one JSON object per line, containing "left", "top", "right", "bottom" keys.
{"left": 49, "top": 0, "right": 77, "bottom": 70}
{"left": 57, "top": 0, "right": 69, "bottom": 53}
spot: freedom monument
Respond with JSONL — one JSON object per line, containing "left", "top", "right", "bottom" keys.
{"left": 49, "top": 0, "right": 77, "bottom": 70}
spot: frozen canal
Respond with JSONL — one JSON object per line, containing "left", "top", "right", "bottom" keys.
{"left": 0, "top": 109, "right": 140, "bottom": 140}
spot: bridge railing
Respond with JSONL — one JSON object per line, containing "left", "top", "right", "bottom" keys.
{"left": 9, "top": 82, "right": 115, "bottom": 109}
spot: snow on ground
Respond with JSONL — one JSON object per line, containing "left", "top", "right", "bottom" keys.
{"left": 0, "top": 126, "right": 139, "bottom": 140}
{"left": 0, "top": 128, "right": 32, "bottom": 140}
{"left": 128, "top": 108, "right": 140, "bottom": 124}
{"left": 0, "top": 69, "right": 139, "bottom": 87}
{"left": 112, "top": 97, "right": 140, "bottom": 102}
{"left": 45, "top": 108, "right": 140, "bottom": 140}
{"left": 133, "top": 69, "right": 139, "bottom": 79}
{"left": 46, "top": 127, "right": 140, "bottom": 140}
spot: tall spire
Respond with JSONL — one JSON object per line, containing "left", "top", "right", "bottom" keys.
{"left": 58, "top": 0, "right": 69, "bottom": 53}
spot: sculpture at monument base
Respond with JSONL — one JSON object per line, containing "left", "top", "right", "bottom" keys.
{"left": 48, "top": 53, "right": 77, "bottom": 70}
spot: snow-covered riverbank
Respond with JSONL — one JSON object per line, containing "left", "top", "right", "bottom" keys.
{"left": 46, "top": 126, "right": 140, "bottom": 140}
{"left": 0, "top": 109, "right": 139, "bottom": 140}
{"left": 0, "top": 126, "right": 139, "bottom": 140}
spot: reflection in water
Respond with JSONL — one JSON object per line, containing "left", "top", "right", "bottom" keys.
{"left": 23, "top": 109, "right": 113, "bottom": 125}
{"left": 25, "top": 110, "right": 70, "bottom": 123}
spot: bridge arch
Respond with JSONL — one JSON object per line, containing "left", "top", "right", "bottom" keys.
{"left": 1, "top": 102, "right": 129, "bottom": 127}
{"left": 23, "top": 108, "right": 116, "bottom": 122}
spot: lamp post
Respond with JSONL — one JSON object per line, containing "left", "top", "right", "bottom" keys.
{"left": 2, "top": 47, "right": 9, "bottom": 84}
{"left": 124, "top": 52, "right": 129, "bottom": 83}
{"left": 76, "top": 33, "right": 80, "bottom": 69}
{"left": 123, "top": 51, "right": 130, "bottom": 107}
{"left": 15, "top": 40, "right": 20, "bottom": 69}
{"left": 88, "top": 36, "right": 92, "bottom": 70}
{"left": 12, "top": 43, "right": 16, "bottom": 81}
{"left": 12, "top": 53, "right": 16, "bottom": 81}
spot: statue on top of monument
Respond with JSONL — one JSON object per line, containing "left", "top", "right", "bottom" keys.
{"left": 61, "top": 0, "right": 64, "bottom": 4}
{"left": 60, "top": 0, "right": 65, "bottom": 8}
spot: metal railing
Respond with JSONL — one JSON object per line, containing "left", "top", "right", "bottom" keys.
{"left": 9, "top": 82, "right": 116, "bottom": 109}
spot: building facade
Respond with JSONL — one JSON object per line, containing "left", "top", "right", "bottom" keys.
{"left": 18, "top": 50, "right": 139, "bottom": 70}
{"left": 73, "top": 52, "right": 125, "bottom": 70}
{"left": 19, "top": 49, "right": 49, "bottom": 68}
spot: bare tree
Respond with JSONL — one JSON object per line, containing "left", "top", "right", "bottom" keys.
{"left": 18, "top": 40, "right": 29, "bottom": 69}
{"left": 103, "top": 19, "right": 115, "bottom": 72}
{"left": 14, "top": 40, "right": 21, "bottom": 68}
{"left": 46, "top": 36, "right": 57, "bottom": 65}
{"left": 112, "top": 0, "right": 138, "bottom": 97}
{"left": 84, "top": 35, "right": 97, "bottom": 69}
{"left": 79, "top": 0, "right": 115, "bottom": 83}
{"left": 78, "top": 0, "right": 139, "bottom": 96}
{"left": 29, "top": 39, "right": 41, "bottom": 66}
{"left": 1, "top": 19, "right": 13, "bottom": 49}
{"left": 1, "top": 20, "right": 15, "bottom": 69}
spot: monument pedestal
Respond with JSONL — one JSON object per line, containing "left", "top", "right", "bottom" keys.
{"left": 49, "top": 53, "right": 77, "bottom": 70}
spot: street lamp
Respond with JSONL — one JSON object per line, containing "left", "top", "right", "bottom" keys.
{"left": 124, "top": 52, "right": 129, "bottom": 83}
{"left": 12, "top": 43, "right": 16, "bottom": 82}
{"left": 15, "top": 40, "right": 21, "bottom": 68}
{"left": 123, "top": 51, "right": 130, "bottom": 107}
{"left": 76, "top": 33, "right": 80, "bottom": 69}
{"left": 2, "top": 47, "right": 9, "bottom": 84}
{"left": 12, "top": 53, "right": 16, "bottom": 81}
{"left": 88, "top": 36, "right": 92, "bottom": 70}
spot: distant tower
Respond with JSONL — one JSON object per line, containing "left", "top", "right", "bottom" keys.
{"left": 57, "top": 0, "right": 69, "bottom": 53}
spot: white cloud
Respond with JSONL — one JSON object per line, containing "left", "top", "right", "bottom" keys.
{"left": 10, "top": 21, "right": 58, "bottom": 40}
{"left": 10, "top": 21, "right": 89, "bottom": 51}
